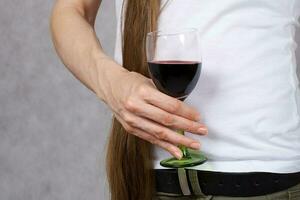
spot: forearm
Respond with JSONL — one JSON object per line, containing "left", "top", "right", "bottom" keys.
{"left": 50, "top": 2, "right": 128, "bottom": 103}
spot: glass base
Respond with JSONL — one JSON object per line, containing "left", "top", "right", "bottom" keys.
{"left": 160, "top": 149, "right": 207, "bottom": 168}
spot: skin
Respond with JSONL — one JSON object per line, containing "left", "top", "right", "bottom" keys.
{"left": 50, "top": 0, "right": 209, "bottom": 159}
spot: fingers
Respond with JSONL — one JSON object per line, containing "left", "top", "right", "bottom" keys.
{"left": 131, "top": 100, "right": 208, "bottom": 135}
{"left": 132, "top": 128, "right": 184, "bottom": 159}
{"left": 143, "top": 87, "right": 201, "bottom": 122}
{"left": 120, "top": 111, "right": 201, "bottom": 150}
{"left": 114, "top": 112, "right": 183, "bottom": 159}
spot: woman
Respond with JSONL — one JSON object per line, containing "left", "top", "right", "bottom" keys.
{"left": 50, "top": 0, "right": 300, "bottom": 199}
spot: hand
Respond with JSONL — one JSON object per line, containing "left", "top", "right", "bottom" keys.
{"left": 106, "top": 70, "right": 208, "bottom": 159}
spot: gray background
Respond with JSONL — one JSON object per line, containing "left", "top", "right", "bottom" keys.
{"left": 0, "top": 1, "right": 299, "bottom": 200}
{"left": 0, "top": 0, "right": 115, "bottom": 199}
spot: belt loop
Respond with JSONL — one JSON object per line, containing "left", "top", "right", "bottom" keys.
{"left": 177, "top": 168, "right": 191, "bottom": 196}
{"left": 187, "top": 169, "right": 206, "bottom": 197}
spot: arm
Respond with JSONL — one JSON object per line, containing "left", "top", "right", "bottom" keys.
{"left": 50, "top": 0, "right": 128, "bottom": 104}
{"left": 50, "top": 0, "right": 207, "bottom": 158}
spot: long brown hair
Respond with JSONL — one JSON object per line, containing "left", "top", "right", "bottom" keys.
{"left": 106, "top": 1, "right": 162, "bottom": 200}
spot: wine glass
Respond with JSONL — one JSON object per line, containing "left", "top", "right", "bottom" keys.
{"left": 146, "top": 28, "right": 207, "bottom": 168}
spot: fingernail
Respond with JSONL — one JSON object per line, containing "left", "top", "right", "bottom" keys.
{"left": 175, "top": 151, "right": 182, "bottom": 159}
{"left": 198, "top": 127, "right": 208, "bottom": 134}
{"left": 191, "top": 142, "right": 200, "bottom": 149}
{"left": 195, "top": 114, "right": 201, "bottom": 121}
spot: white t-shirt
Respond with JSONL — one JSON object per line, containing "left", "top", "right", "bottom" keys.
{"left": 114, "top": 0, "right": 300, "bottom": 173}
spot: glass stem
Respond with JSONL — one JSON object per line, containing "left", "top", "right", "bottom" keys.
{"left": 176, "top": 129, "right": 191, "bottom": 159}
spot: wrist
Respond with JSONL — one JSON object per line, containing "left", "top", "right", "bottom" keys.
{"left": 90, "top": 50, "right": 128, "bottom": 103}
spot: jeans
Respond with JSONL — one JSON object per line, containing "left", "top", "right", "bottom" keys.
{"left": 154, "top": 178, "right": 300, "bottom": 200}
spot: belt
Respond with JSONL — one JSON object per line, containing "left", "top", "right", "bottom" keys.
{"left": 154, "top": 169, "right": 300, "bottom": 197}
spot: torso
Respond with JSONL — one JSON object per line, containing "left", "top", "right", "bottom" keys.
{"left": 114, "top": 0, "right": 300, "bottom": 173}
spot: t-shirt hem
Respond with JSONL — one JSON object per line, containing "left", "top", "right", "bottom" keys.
{"left": 153, "top": 159, "right": 300, "bottom": 173}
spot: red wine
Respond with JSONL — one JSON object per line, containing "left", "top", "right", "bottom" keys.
{"left": 148, "top": 61, "right": 201, "bottom": 101}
